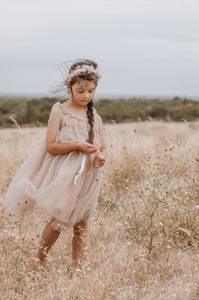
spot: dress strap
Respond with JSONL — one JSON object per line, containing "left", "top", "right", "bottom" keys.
{"left": 52, "top": 102, "right": 65, "bottom": 111}
{"left": 93, "top": 107, "right": 97, "bottom": 114}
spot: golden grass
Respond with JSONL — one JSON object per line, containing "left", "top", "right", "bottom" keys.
{"left": 1, "top": 122, "right": 199, "bottom": 299}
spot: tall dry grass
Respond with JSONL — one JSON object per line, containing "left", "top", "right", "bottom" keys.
{"left": 1, "top": 121, "right": 199, "bottom": 299}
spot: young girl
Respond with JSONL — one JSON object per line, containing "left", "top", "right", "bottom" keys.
{"left": 5, "top": 59, "right": 107, "bottom": 276}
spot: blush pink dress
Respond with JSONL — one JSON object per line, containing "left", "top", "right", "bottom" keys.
{"left": 5, "top": 102, "right": 102, "bottom": 231}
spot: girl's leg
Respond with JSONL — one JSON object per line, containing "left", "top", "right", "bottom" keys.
{"left": 36, "top": 218, "right": 60, "bottom": 267}
{"left": 71, "top": 221, "right": 88, "bottom": 272}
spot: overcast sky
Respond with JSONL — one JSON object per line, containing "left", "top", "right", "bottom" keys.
{"left": 0, "top": 0, "right": 199, "bottom": 98}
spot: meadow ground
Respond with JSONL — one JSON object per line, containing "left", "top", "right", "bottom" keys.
{"left": 1, "top": 121, "right": 199, "bottom": 299}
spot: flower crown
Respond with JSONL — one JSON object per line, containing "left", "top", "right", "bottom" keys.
{"left": 66, "top": 65, "right": 102, "bottom": 83}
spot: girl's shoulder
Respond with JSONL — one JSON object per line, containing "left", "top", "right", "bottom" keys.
{"left": 52, "top": 101, "right": 63, "bottom": 111}
{"left": 51, "top": 102, "right": 71, "bottom": 119}
{"left": 49, "top": 102, "right": 64, "bottom": 118}
{"left": 93, "top": 107, "right": 97, "bottom": 114}
{"left": 92, "top": 107, "right": 101, "bottom": 120}
{"left": 94, "top": 110, "right": 103, "bottom": 128}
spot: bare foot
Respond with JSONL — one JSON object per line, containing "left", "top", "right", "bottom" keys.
{"left": 33, "top": 259, "right": 44, "bottom": 277}
{"left": 69, "top": 267, "right": 82, "bottom": 278}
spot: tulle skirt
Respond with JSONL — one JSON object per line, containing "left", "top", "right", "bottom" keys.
{"left": 5, "top": 136, "right": 102, "bottom": 231}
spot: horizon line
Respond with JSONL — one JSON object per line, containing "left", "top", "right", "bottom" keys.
{"left": 0, "top": 93, "right": 199, "bottom": 100}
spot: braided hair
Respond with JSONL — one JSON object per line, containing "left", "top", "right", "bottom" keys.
{"left": 86, "top": 100, "right": 94, "bottom": 144}
{"left": 68, "top": 59, "right": 99, "bottom": 144}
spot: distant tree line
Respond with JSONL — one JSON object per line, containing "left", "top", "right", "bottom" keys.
{"left": 0, "top": 96, "right": 199, "bottom": 127}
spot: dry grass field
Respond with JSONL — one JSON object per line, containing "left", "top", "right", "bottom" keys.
{"left": 1, "top": 121, "right": 199, "bottom": 299}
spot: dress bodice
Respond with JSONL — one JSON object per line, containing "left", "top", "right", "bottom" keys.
{"left": 54, "top": 102, "right": 100, "bottom": 145}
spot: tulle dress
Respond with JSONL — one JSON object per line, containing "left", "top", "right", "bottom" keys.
{"left": 5, "top": 102, "right": 102, "bottom": 231}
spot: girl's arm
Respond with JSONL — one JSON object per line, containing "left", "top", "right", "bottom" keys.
{"left": 46, "top": 107, "right": 98, "bottom": 155}
{"left": 94, "top": 114, "right": 107, "bottom": 168}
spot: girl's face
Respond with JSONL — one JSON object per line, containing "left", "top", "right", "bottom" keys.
{"left": 68, "top": 80, "right": 96, "bottom": 106}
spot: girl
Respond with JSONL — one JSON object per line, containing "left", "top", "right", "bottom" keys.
{"left": 5, "top": 59, "right": 107, "bottom": 277}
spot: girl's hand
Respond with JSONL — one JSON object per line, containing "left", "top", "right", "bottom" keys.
{"left": 94, "top": 153, "right": 106, "bottom": 168}
{"left": 79, "top": 143, "right": 99, "bottom": 155}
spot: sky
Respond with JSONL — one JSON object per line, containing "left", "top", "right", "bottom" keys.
{"left": 0, "top": 0, "right": 199, "bottom": 98}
